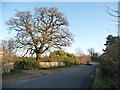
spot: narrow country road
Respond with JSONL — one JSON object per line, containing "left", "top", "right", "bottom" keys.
{"left": 3, "top": 64, "right": 97, "bottom": 88}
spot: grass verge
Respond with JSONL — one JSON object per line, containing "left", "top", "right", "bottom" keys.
{"left": 92, "top": 68, "right": 113, "bottom": 89}
{"left": 3, "top": 64, "right": 80, "bottom": 79}
{"left": 2, "top": 70, "right": 30, "bottom": 79}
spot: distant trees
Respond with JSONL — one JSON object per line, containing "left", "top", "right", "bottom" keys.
{"left": 76, "top": 48, "right": 84, "bottom": 57}
{"left": 6, "top": 7, "right": 73, "bottom": 61}
{"left": 87, "top": 48, "right": 99, "bottom": 62}
{"left": 75, "top": 48, "right": 90, "bottom": 64}
{"left": 87, "top": 48, "right": 95, "bottom": 61}
{"left": 0, "top": 39, "right": 16, "bottom": 64}
{"left": 0, "top": 39, "right": 15, "bottom": 56}
{"left": 80, "top": 54, "right": 90, "bottom": 64}
{"left": 87, "top": 48, "right": 95, "bottom": 57}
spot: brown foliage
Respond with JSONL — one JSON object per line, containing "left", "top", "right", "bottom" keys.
{"left": 79, "top": 54, "right": 90, "bottom": 64}
{"left": 2, "top": 55, "right": 20, "bottom": 65}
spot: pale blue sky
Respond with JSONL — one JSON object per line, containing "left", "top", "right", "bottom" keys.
{"left": 1, "top": 2, "right": 118, "bottom": 55}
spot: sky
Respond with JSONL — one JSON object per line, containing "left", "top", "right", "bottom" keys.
{"left": 0, "top": 2, "right": 118, "bottom": 55}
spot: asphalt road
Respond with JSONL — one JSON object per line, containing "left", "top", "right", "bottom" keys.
{"left": 3, "top": 64, "right": 97, "bottom": 88}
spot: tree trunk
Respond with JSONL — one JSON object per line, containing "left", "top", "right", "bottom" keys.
{"left": 36, "top": 53, "right": 41, "bottom": 61}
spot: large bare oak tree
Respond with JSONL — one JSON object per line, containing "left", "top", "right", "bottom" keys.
{"left": 7, "top": 7, "right": 73, "bottom": 60}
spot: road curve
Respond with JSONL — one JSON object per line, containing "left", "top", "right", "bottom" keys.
{"left": 3, "top": 64, "right": 97, "bottom": 88}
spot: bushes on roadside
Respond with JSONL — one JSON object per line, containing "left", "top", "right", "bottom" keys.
{"left": 14, "top": 59, "right": 40, "bottom": 70}
{"left": 14, "top": 50, "right": 80, "bottom": 70}
{"left": 99, "top": 35, "right": 119, "bottom": 88}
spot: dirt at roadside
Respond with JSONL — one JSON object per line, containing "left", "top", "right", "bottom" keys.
{"left": 3, "top": 70, "right": 59, "bottom": 83}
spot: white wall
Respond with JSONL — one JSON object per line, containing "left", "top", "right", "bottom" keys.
{"left": 39, "top": 62, "right": 65, "bottom": 68}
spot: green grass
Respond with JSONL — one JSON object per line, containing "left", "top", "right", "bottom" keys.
{"left": 92, "top": 68, "right": 113, "bottom": 89}
{"left": 2, "top": 70, "right": 30, "bottom": 79}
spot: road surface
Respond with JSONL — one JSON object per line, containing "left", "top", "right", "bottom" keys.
{"left": 3, "top": 64, "right": 97, "bottom": 88}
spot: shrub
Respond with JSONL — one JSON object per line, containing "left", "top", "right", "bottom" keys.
{"left": 14, "top": 60, "right": 23, "bottom": 70}
{"left": 99, "top": 35, "right": 119, "bottom": 88}
{"left": 49, "top": 50, "right": 80, "bottom": 65}
{"left": 63, "top": 57, "right": 72, "bottom": 65}
{"left": 14, "top": 59, "right": 40, "bottom": 70}
{"left": 74, "top": 58, "right": 80, "bottom": 65}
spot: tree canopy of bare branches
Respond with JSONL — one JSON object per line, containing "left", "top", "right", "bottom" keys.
{"left": 0, "top": 39, "right": 15, "bottom": 56}
{"left": 6, "top": 7, "right": 73, "bottom": 60}
{"left": 105, "top": 4, "right": 120, "bottom": 38}
{"left": 75, "top": 48, "right": 84, "bottom": 57}
{"left": 87, "top": 48, "right": 95, "bottom": 57}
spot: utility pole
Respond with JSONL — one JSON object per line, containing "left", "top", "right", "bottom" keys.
{"left": 118, "top": 1, "right": 120, "bottom": 39}
{"left": 118, "top": 2, "right": 120, "bottom": 89}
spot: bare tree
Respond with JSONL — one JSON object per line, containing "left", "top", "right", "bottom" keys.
{"left": 105, "top": 3, "right": 120, "bottom": 38}
{"left": 0, "top": 40, "right": 7, "bottom": 56}
{"left": 106, "top": 6, "right": 120, "bottom": 17}
{"left": 75, "top": 48, "right": 84, "bottom": 57}
{"left": 87, "top": 48, "right": 94, "bottom": 56}
{"left": 6, "top": 7, "right": 73, "bottom": 60}
{"left": 87, "top": 48, "right": 95, "bottom": 61}
{"left": 0, "top": 39, "right": 15, "bottom": 56}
